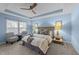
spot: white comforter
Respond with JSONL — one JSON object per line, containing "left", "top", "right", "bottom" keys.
{"left": 31, "top": 37, "right": 49, "bottom": 54}
{"left": 22, "top": 34, "right": 52, "bottom": 54}
{"left": 33, "top": 34, "right": 53, "bottom": 44}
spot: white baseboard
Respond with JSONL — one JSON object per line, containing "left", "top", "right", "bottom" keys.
{"left": 64, "top": 41, "right": 71, "bottom": 44}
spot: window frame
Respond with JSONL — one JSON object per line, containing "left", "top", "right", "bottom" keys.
{"left": 6, "top": 19, "right": 27, "bottom": 34}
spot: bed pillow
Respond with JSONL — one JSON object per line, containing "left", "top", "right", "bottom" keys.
{"left": 30, "top": 33, "right": 33, "bottom": 37}
{"left": 27, "top": 37, "right": 34, "bottom": 44}
{"left": 22, "top": 35, "right": 30, "bottom": 42}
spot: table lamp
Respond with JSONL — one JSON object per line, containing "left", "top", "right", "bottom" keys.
{"left": 55, "top": 21, "right": 62, "bottom": 38}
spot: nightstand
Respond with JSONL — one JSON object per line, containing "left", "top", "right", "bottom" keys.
{"left": 53, "top": 35, "right": 64, "bottom": 45}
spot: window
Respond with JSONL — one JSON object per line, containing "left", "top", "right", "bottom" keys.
{"left": 6, "top": 20, "right": 18, "bottom": 34}
{"left": 6, "top": 20, "right": 27, "bottom": 34}
{"left": 19, "top": 22, "right": 27, "bottom": 33}
{"left": 32, "top": 24, "right": 38, "bottom": 33}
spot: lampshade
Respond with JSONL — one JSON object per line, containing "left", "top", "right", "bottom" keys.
{"left": 55, "top": 21, "right": 62, "bottom": 30}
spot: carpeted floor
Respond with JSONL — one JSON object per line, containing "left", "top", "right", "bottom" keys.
{"left": 0, "top": 41, "right": 78, "bottom": 55}
{"left": 47, "top": 42, "right": 78, "bottom": 55}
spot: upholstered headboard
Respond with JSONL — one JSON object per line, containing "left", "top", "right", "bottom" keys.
{"left": 38, "top": 26, "right": 54, "bottom": 35}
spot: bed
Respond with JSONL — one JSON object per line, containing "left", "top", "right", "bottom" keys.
{"left": 21, "top": 34, "right": 53, "bottom": 55}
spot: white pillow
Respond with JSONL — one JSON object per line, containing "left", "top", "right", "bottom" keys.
{"left": 22, "top": 35, "right": 30, "bottom": 42}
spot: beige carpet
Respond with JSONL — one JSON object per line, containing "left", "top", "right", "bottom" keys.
{"left": 47, "top": 42, "right": 78, "bottom": 55}
{"left": 0, "top": 41, "right": 78, "bottom": 55}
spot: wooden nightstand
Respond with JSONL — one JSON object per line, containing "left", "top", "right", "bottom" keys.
{"left": 53, "top": 36, "right": 64, "bottom": 45}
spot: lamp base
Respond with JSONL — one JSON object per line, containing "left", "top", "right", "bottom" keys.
{"left": 53, "top": 32, "right": 63, "bottom": 45}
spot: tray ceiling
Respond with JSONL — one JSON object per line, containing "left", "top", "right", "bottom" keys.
{"left": 0, "top": 3, "right": 78, "bottom": 20}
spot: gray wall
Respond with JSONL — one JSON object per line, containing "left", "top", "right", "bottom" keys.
{"left": 0, "top": 15, "right": 6, "bottom": 43}
{"left": 72, "top": 5, "right": 79, "bottom": 54}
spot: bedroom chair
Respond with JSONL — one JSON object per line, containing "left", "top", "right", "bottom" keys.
{"left": 6, "top": 32, "right": 18, "bottom": 44}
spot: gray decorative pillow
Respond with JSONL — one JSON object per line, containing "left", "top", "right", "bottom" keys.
{"left": 27, "top": 37, "right": 34, "bottom": 44}
{"left": 30, "top": 33, "right": 33, "bottom": 37}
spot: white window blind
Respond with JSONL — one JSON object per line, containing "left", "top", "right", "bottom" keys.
{"left": 6, "top": 20, "right": 18, "bottom": 34}
{"left": 6, "top": 20, "right": 27, "bottom": 34}
{"left": 19, "top": 22, "right": 27, "bottom": 33}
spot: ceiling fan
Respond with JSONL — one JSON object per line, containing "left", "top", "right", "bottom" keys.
{"left": 20, "top": 3, "right": 37, "bottom": 14}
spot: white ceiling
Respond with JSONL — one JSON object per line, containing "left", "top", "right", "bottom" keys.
{"left": 0, "top": 3, "right": 78, "bottom": 20}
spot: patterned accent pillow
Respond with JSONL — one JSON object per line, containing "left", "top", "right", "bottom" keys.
{"left": 27, "top": 37, "right": 34, "bottom": 44}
